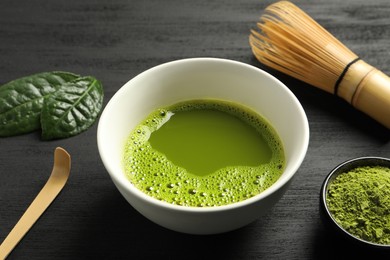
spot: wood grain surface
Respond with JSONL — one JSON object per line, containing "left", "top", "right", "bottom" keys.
{"left": 0, "top": 0, "right": 389, "bottom": 259}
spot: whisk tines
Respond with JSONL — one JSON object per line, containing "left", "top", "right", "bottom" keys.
{"left": 249, "top": 1, "right": 390, "bottom": 129}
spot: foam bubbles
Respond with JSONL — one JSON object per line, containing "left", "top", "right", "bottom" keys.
{"left": 123, "top": 99, "right": 285, "bottom": 207}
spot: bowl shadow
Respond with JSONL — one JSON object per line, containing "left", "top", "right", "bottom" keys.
{"left": 313, "top": 222, "right": 390, "bottom": 259}
{"left": 72, "top": 190, "right": 256, "bottom": 259}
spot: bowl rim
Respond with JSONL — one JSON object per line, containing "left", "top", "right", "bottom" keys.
{"left": 320, "top": 156, "right": 390, "bottom": 249}
{"left": 98, "top": 57, "right": 310, "bottom": 213}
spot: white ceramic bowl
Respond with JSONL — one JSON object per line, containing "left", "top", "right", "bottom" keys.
{"left": 97, "top": 58, "right": 309, "bottom": 234}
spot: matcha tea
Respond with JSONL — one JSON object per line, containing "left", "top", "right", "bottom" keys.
{"left": 123, "top": 99, "right": 285, "bottom": 207}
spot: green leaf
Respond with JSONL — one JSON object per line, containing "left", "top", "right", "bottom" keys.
{"left": 0, "top": 71, "right": 80, "bottom": 136}
{"left": 41, "top": 76, "right": 104, "bottom": 140}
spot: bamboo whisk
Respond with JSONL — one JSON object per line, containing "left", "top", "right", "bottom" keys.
{"left": 250, "top": 1, "right": 390, "bottom": 129}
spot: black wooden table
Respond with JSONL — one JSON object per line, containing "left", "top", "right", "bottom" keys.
{"left": 1, "top": 0, "right": 389, "bottom": 259}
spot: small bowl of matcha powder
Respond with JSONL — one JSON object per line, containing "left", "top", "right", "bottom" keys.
{"left": 321, "top": 157, "right": 390, "bottom": 250}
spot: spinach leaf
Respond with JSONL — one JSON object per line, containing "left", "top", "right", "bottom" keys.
{"left": 0, "top": 71, "right": 80, "bottom": 136}
{"left": 41, "top": 76, "right": 104, "bottom": 140}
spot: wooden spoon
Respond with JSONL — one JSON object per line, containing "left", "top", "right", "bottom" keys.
{"left": 0, "top": 147, "right": 71, "bottom": 259}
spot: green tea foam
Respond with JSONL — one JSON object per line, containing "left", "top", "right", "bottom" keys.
{"left": 123, "top": 99, "right": 285, "bottom": 207}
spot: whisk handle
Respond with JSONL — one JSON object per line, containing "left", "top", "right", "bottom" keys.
{"left": 350, "top": 65, "right": 390, "bottom": 129}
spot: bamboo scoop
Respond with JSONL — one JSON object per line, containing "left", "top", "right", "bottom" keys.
{"left": 250, "top": 1, "right": 390, "bottom": 129}
{"left": 0, "top": 147, "right": 71, "bottom": 259}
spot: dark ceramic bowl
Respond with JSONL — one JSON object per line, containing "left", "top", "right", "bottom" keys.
{"left": 320, "top": 157, "right": 390, "bottom": 250}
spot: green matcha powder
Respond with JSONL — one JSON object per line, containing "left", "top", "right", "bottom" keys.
{"left": 326, "top": 165, "right": 390, "bottom": 245}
